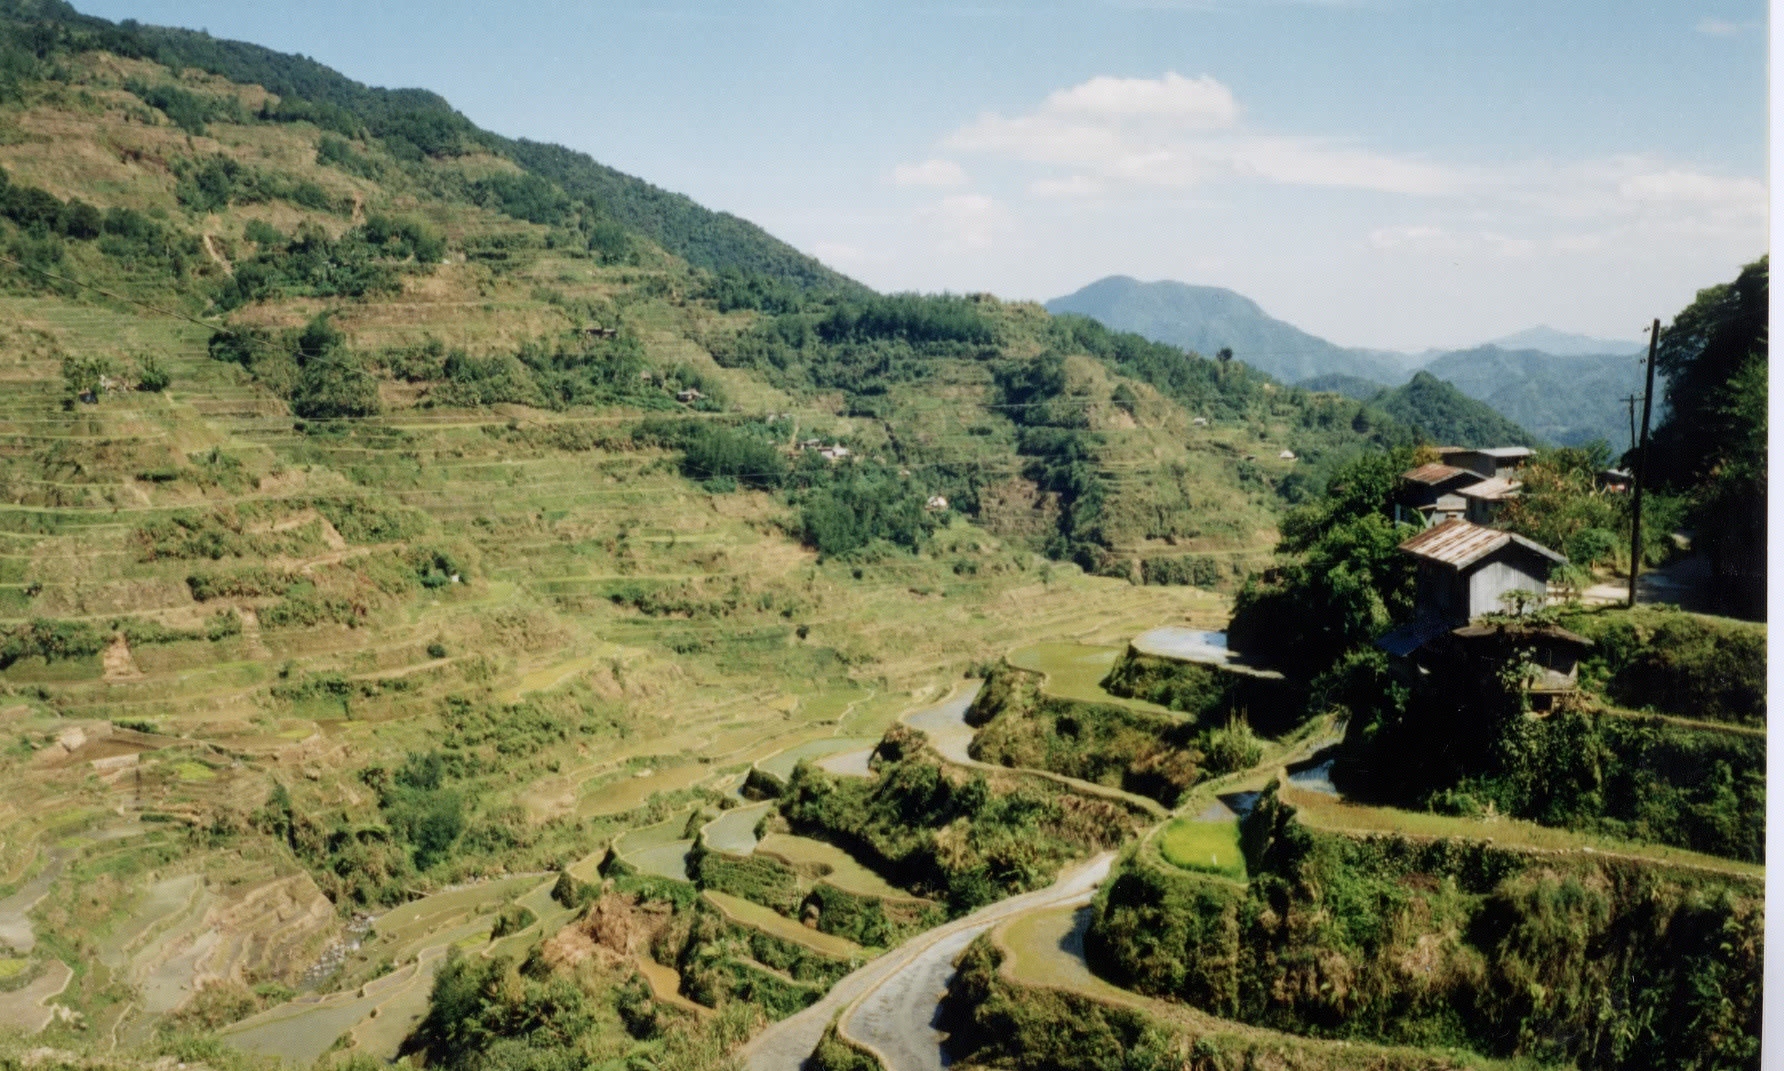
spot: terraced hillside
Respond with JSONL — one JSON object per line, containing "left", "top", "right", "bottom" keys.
{"left": 1, "top": 8, "right": 1755, "bottom": 1071}
{"left": 0, "top": 6, "right": 1405, "bottom": 1065}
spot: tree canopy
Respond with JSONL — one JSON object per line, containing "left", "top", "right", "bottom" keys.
{"left": 1646, "top": 256, "right": 1766, "bottom": 618}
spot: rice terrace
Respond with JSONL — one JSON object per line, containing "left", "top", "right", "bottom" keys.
{"left": 0, "top": 2, "right": 1764, "bottom": 1071}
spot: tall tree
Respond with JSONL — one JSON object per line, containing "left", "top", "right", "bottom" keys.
{"left": 1646, "top": 257, "right": 1767, "bottom": 618}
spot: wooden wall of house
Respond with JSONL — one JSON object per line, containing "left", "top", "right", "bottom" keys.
{"left": 1466, "top": 554, "right": 1547, "bottom": 618}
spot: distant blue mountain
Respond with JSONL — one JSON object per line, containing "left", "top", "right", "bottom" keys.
{"left": 1048, "top": 276, "right": 1650, "bottom": 447}
{"left": 1484, "top": 325, "right": 1643, "bottom": 357}
{"left": 1421, "top": 346, "right": 1649, "bottom": 448}
{"left": 1044, "top": 277, "right": 1405, "bottom": 385}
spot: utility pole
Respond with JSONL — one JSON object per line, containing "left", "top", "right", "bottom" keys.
{"left": 1619, "top": 394, "right": 1640, "bottom": 454}
{"left": 1628, "top": 319, "right": 1660, "bottom": 609}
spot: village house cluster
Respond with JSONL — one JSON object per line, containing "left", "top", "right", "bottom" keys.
{"left": 1377, "top": 446, "right": 1590, "bottom": 710}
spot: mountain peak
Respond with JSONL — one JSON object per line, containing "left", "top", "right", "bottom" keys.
{"left": 1045, "top": 276, "right": 1396, "bottom": 384}
{"left": 1484, "top": 325, "right": 1643, "bottom": 357}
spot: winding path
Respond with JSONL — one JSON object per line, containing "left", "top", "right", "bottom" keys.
{"left": 740, "top": 851, "right": 1115, "bottom": 1071}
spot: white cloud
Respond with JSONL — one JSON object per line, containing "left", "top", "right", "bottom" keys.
{"left": 891, "top": 158, "right": 969, "bottom": 188}
{"left": 1367, "top": 224, "right": 1452, "bottom": 251}
{"left": 945, "top": 72, "right": 1465, "bottom": 197}
{"left": 1042, "top": 72, "right": 1237, "bottom": 125}
{"left": 1694, "top": 16, "right": 1750, "bottom": 35}
{"left": 1615, "top": 168, "right": 1765, "bottom": 207}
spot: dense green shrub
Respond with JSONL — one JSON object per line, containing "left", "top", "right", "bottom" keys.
{"left": 781, "top": 735, "right": 1142, "bottom": 912}
{"left": 1139, "top": 555, "right": 1224, "bottom": 587}
{"left": 681, "top": 425, "right": 787, "bottom": 490}
{"left": 688, "top": 840, "right": 804, "bottom": 915}
{"left": 1562, "top": 606, "right": 1765, "bottom": 726}
{"left": 967, "top": 665, "right": 1202, "bottom": 806}
{"left": 0, "top": 618, "right": 105, "bottom": 668}
{"left": 799, "top": 883, "right": 940, "bottom": 948}
{"left": 1085, "top": 788, "right": 1763, "bottom": 1069}
{"left": 1099, "top": 649, "right": 1305, "bottom": 736}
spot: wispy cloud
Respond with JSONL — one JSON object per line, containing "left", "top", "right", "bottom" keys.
{"left": 1043, "top": 72, "right": 1237, "bottom": 124}
{"left": 945, "top": 71, "right": 1465, "bottom": 196}
{"left": 943, "top": 72, "right": 1763, "bottom": 251}
{"left": 1694, "top": 16, "right": 1755, "bottom": 35}
{"left": 891, "top": 158, "right": 970, "bottom": 188}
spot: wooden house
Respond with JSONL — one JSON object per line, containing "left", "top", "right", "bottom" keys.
{"left": 1443, "top": 621, "right": 1593, "bottom": 710}
{"left": 1395, "top": 463, "right": 1480, "bottom": 526}
{"left": 1440, "top": 446, "right": 1533, "bottom": 480}
{"left": 1376, "top": 521, "right": 1584, "bottom": 707}
{"left": 1458, "top": 475, "right": 1521, "bottom": 525}
{"left": 1396, "top": 518, "right": 1565, "bottom": 627}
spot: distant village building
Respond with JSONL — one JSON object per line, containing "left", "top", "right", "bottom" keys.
{"left": 1277, "top": 449, "right": 1296, "bottom": 461}
{"left": 1458, "top": 475, "right": 1522, "bottom": 526}
{"left": 1440, "top": 446, "right": 1533, "bottom": 480}
{"left": 1192, "top": 417, "right": 1209, "bottom": 426}
{"left": 1596, "top": 468, "right": 1633, "bottom": 493}
{"left": 925, "top": 495, "right": 949, "bottom": 511}
{"left": 1396, "top": 462, "right": 1479, "bottom": 527}
{"left": 817, "top": 444, "right": 851, "bottom": 462}
{"left": 675, "top": 388, "right": 703, "bottom": 404}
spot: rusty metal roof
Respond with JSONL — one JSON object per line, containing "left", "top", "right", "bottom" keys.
{"left": 1402, "top": 463, "right": 1475, "bottom": 486}
{"left": 1397, "top": 518, "right": 1564, "bottom": 569}
{"left": 1458, "top": 476, "right": 1522, "bottom": 500}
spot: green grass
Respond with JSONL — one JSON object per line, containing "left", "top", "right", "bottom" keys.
{"left": 1156, "top": 817, "right": 1246, "bottom": 880}
{"left": 1007, "top": 643, "right": 1179, "bottom": 715}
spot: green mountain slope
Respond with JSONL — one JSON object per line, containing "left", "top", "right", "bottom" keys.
{"left": 1045, "top": 275, "right": 1405, "bottom": 385}
{"left": 1293, "top": 372, "right": 1389, "bottom": 400}
{"left": 0, "top": 0, "right": 862, "bottom": 294}
{"left": 1364, "top": 370, "right": 1539, "bottom": 447}
{"left": 1422, "top": 344, "right": 1646, "bottom": 447}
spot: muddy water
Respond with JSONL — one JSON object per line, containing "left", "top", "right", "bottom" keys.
{"left": 0, "top": 849, "right": 68, "bottom": 954}
{"left": 898, "top": 684, "right": 981, "bottom": 764}
{"left": 703, "top": 802, "right": 772, "bottom": 855}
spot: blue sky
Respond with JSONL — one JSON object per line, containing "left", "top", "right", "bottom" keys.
{"left": 75, "top": 1, "right": 1768, "bottom": 351}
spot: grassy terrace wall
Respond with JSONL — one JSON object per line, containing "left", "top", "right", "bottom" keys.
{"left": 1339, "top": 682, "right": 1766, "bottom": 864}
{"left": 781, "top": 726, "right": 1147, "bottom": 912}
{"left": 1560, "top": 605, "right": 1766, "bottom": 728}
{"left": 686, "top": 836, "right": 942, "bottom": 947}
{"left": 966, "top": 663, "right": 1204, "bottom": 806}
{"left": 1099, "top": 647, "right": 1306, "bottom": 736}
{"left": 940, "top": 934, "right": 1488, "bottom": 1071}
{"left": 1084, "top": 788, "right": 1762, "bottom": 1070}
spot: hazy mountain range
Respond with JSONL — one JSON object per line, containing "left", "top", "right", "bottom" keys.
{"left": 1046, "top": 276, "right": 1647, "bottom": 447}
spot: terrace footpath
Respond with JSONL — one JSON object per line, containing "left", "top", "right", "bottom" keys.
{"left": 739, "top": 851, "right": 1115, "bottom": 1071}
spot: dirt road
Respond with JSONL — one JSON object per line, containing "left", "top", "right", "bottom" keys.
{"left": 740, "top": 851, "right": 1115, "bottom": 1071}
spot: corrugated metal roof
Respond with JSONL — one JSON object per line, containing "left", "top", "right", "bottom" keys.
{"left": 1376, "top": 614, "right": 1454, "bottom": 657}
{"left": 1402, "top": 463, "right": 1474, "bottom": 486}
{"left": 1397, "top": 518, "right": 1564, "bottom": 569}
{"left": 1458, "top": 476, "right": 1522, "bottom": 500}
{"left": 1451, "top": 622, "right": 1593, "bottom": 646}
{"left": 1473, "top": 446, "right": 1535, "bottom": 459}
